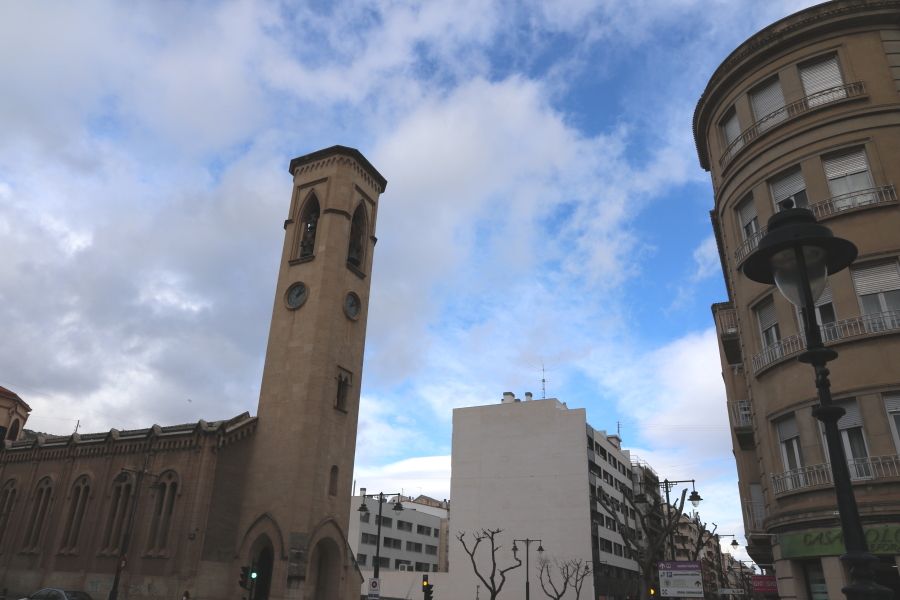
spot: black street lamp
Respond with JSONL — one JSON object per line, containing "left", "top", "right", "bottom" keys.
{"left": 743, "top": 201, "right": 891, "bottom": 600}
{"left": 357, "top": 487, "right": 404, "bottom": 579}
{"left": 512, "top": 537, "right": 544, "bottom": 600}
{"left": 659, "top": 479, "right": 702, "bottom": 560}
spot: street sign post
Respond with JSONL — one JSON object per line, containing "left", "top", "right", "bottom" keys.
{"left": 658, "top": 561, "right": 704, "bottom": 598}
{"left": 718, "top": 589, "right": 744, "bottom": 595}
{"left": 367, "top": 577, "right": 381, "bottom": 599}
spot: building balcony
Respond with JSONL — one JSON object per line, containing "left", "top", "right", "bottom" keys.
{"left": 771, "top": 455, "right": 900, "bottom": 496}
{"left": 742, "top": 499, "right": 766, "bottom": 533}
{"left": 751, "top": 309, "right": 900, "bottom": 375}
{"left": 720, "top": 81, "right": 866, "bottom": 169}
{"left": 734, "top": 184, "right": 897, "bottom": 265}
{"left": 729, "top": 400, "right": 754, "bottom": 450}
{"left": 714, "top": 304, "right": 743, "bottom": 365}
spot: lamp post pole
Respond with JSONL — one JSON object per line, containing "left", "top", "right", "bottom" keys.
{"left": 659, "top": 479, "right": 702, "bottom": 561}
{"left": 512, "top": 538, "right": 544, "bottom": 600}
{"left": 742, "top": 203, "right": 892, "bottom": 600}
{"left": 357, "top": 488, "right": 404, "bottom": 580}
{"left": 109, "top": 454, "right": 156, "bottom": 600}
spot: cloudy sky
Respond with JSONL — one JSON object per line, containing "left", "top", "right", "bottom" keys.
{"left": 1, "top": 0, "right": 825, "bottom": 561}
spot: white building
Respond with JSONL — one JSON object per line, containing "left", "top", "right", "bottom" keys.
{"left": 448, "top": 393, "right": 644, "bottom": 600}
{"left": 347, "top": 493, "right": 448, "bottom": 576}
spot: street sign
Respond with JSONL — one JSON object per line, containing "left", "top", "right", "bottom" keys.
{"left": 368, "top": 577, "right": 381, "bottom": 599}
{"left": 752, "top": 575, "right": 777, "bottom": 594}
{"left": 718, "top": 589, "right": 744, "bottom": 595}
{"left": 658, "top": 561, "right": 704, "bottom": 598}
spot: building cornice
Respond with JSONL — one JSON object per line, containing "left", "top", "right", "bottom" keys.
{"left": 288, "top": 145, "right": 387, "bottom": 193}
{"left": 693, "top": 0, "right": 900, "bottom": 170}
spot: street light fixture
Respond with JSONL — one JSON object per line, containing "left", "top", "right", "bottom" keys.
{"left": 658, "top": 479, "right": 702, "bottom": 560}
{"left": 357, "top": 487, "right": 404, "bottom": 580}
{"left": 743, "top": 201, "right": 891, "bottom": 600}
{"left": 512, "top": 538, "right": 544, "bottom": 600}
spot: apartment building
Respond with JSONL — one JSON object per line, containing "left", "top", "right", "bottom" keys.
{"left": 694, "top": 1, "right": 900, "bottom": 597}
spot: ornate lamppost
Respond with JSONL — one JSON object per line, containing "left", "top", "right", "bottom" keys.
{"left": 743, "top": 201, "right": 891, "bottom": 600}
{"left": 659, "top": 479, "right": 702, "bottom": 560}
{"left": 357, "top": 488, "right": 404, "bottom": 579}
{"left": 512, "top": 537, "right": 544, "bottom": 600}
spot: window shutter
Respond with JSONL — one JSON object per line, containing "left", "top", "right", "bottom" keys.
{"left": 756, "top": 298, "right": 777, "bottom": 331}
{"left": 836, "top": 400, "right": 863, "bottom": 429}
{"left": 885, "top": 393, "right": 900, "bottom": 413}
{"left": 751, "top": 78, "right": 786, "bottom": 120}
{"left": 816, "top": 284, "right": 833, "bottom": 306}
{"left": 823, "top": 150, "right": 868, "bottom": 180}
{"left": 777, "top": 415, "right": 799, "bottom": 441}
{"left": 737, "top": 197, "right": 757, "bottom": 227}
{"left": 852, "top": 262, "right": 900, "bottom": 295}
{"left": 723, "top": 110, "right": 741, "bottom": 144}
{"left": 800, "top": 55, "right": 843, "bottom": 95}
{"left": 770, "top": 169, "right": 806, "bottom": 203}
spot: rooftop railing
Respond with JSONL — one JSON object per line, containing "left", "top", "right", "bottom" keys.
{"left": 752, "top": 310, "right": 900, "bottom": 374}
{"left": 720, "top": 81, "right": 866, "bottom": 169}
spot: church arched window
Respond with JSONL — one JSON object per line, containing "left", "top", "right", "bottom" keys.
{"left": 298, "top": 193, "right": 321, "bottom": 259}
{"left": 23, "top": 476, "right": 53, "bottom": 550}
{"left": 0, "top": 479, "right": 17, "bottom": 549}
{"left": 60, "top": 475, "right": 91, "bottom": 553}
{"left": 102, "top": 472, "right": 134, "bottom": 553}
{"left": 347, "top": 203, "right": 367, "bottom": 268}
{"left": 329, "top": 466, "right": 339, "bottom": 496}
{"left": 146, "top": 470, "right": 179, "bottom": 554}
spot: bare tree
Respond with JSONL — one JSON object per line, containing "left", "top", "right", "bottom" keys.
{"left": 569, "top": 559, "right": 592, "bottom": 600}
{"left": 597, "top": 486, "right": 689, "bottom": 600}
{"left": 687, "top": 515, "right": 717, "bottom": 561}
{"left": 457, "top": 528, "right": 522, "bottom": 600}
{"left": 538, "top": 558, "right": 572, "bottom": 600}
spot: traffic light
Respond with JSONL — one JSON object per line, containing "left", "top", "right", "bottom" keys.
{"left": 239, "top": 566, "right": 250, "bottom": 589}
{"left": 649, "top": 587, "right": 656, "bottom": 596}
{"left": 422, "top": 574, "right": 434, "bottom": 600}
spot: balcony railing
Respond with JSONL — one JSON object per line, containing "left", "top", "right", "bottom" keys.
{"left": 720, "top": 81, "right": 866, "bottom": 168}
{"left": 811, "top": 184, "right": 897, "bottom": 220}
{"left": 752, "top": 310, "right": 900, "bottom": 374}
{"left": 729, "top": 400, "right": 752, "bottom": 428}
{"left": 742, "top": 499, "right": 766, "bottom": 532}
{"left": 773, "top": 455, "right": 900, "bottom": 496}
{"left": 734, "top": 184, "right": 896, "bottom": 265}
{"left": 715, "top": 307, "right": 739, "bottom": 335}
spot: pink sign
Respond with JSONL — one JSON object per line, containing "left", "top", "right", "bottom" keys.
{"left": 752, "top": 575, "right": 777, "bottom": 594}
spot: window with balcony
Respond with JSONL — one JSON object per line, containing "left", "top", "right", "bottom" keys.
{"left": 770, "top": 167, "right": 808, "bottom": 209}
{"left": 721, "top": 107, "right": 742, "bottom": 153}
{"left": 755, "top": 297, "right": 781, "bottom": 353}
{"left": 852, "top": 261, "right": 900, "bottom": 331}
{"left": 800, "top": 54, "right": 845, "bottom": 107}
{"left": 885, "top": 393, "right": 900, "bottom": 452}
{"left": 827, "top": 399, "right": 871, "bottom": 480}
{"left": 796, "top": 285, "right": 837, "bottom": 341}
{"left": 750, "top": 76, "right": 787, "bottom": 131}
{"left": 823, "top": 148, "right": 875, "bottom": 210}
{"left": 776, "top": 415, "right": 804, "bottom": 488}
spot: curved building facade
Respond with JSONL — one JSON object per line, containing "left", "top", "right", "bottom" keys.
{"left": 694, "top": 1, "right": 900, "bottom": 598}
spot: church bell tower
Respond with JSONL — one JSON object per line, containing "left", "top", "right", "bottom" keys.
{"left": 240, "top": 146, "right": 386, "bottom": 600}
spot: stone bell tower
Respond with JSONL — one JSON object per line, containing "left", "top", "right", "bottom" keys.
{"left": 239, "top": 146, "right": 386, "bottom": 600}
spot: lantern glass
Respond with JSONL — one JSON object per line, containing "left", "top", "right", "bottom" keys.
{"left": 771, "top": 245, "right": 828, "bottom": 307}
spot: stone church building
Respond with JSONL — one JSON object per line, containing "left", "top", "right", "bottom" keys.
{"left": 0, "top": 146, "right": 387, "bottom": 600}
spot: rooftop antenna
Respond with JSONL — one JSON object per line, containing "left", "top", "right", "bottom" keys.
{"left": 74, "top": 419, "right": 80, "bottom": 434}
{"left": 617, "top": 421, "right": 621, "bottom": 437}
{"left": 541, "top": 361, "right": 547, "bottom": 399}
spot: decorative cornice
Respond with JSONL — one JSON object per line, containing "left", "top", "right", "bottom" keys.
{"left": 288, "top": 145, "right": 387, "bottom": 193}
{"left": 693, "top": 0, "right": 900, "bottom": 170}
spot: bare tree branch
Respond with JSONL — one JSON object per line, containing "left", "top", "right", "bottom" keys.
{"left": 457, "top": 528, "right": 522, "bottom": 600}
{"left": 538, "top": 558, "right": 571, "bottom": 600}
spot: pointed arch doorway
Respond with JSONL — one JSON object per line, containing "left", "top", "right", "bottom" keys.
{"left": 249, "top": 535, "right": 274, "bottom": 600}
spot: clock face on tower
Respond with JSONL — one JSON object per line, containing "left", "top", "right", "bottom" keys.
{"left": 285, "top": 282, "right": 308, "bottom": 310}
{"left": 343, "top": 292, "right": 361, "bottom": 320}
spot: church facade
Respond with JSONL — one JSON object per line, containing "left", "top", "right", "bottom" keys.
{"left": 0, "top": 145, "right": 387, "bottom": 600}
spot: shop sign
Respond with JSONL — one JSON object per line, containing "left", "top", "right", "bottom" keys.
{"left": 779, "top": 524, "right": 900, "bottom": 558}
{"left": 752, "top": 575, "right": 777, "bottom": 594}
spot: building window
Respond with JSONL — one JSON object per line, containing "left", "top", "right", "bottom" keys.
{"left": 416, "top": 524, "right": 432, "bottom": 536}
{"left": 755, "top": 297, "right": 781, "bottom": 351}
{"left": 770, "top": 167, "right": 808, "bottom": 209}
{"left": 357, "top": 553, "right": 367, "bottom": 566}
{"left": 827, "top": 400, "right": 871, "bottom": 479}
{"left": 415, "top": 562, "right": 430, "bottom": 572}
{"left": 347, "top": 203, "right": 367, "bottom": 268}
{"left": 800, "top": 54, "right": 845, "bottom": 107}
{"left": 23, "top": 477, "right": 53, "bottom": 551}
{"left": 852, "top": 261, "right": 900, "bottom": 330}
{"left": 599, "top": 537, "right": 613, "bottom": 553}
{"left": 406, "top": 541, "right": 423, "bottom": 553}
{"left": 376, "top": 556, "right": 390, "bottom": 568}
{"left": 146, "top": 471, "right": 178, "bottom": 554}
{"left": 0, "top": 480, "right": 17, "bottom": 549}
{"left": 885, "top": 393, "right": 900, "bottom": 452}
{"left": 335, "top": 368, "right": 351, "bottom": 412}
{"left": 736, "top": 195, "right": 759, "bottom": 242}
{"left": 396, "top": 559, "right": 411, "bottom": 570}
{"left": 776, "top": 415, "right": 804, "bottom": 487}
{"left": 425, "top": 544, "right": 438, "bottom": 556}
{"left": 823, "top": 148, "right": 874, "bottom": 209}
{"left": 60, "top": 475, "right": 91, "bottom": 553}
{"left": 297, "top": 193, "right": 320, "bottom": 259}
{"left": 7, "top": 418, "right": 20, "bottom": 441}
{"left": 434, "top": 529, "right": 440, "bottom": 538}
{"left": 796, "top": 285, "right": 837, "bottom": 341}
{"left": 328, "top": 466, "right": 338, "bottom": 497}
{"left": 360, "top": 511, "right": 370, "bottom": 523}
{"left": 102, "top": 474, "right": 134, "bottom": 553}
{"left": 720, "top": 107, "right": 742, "bottom": 152}
{"left": 383, "top": 536, "right": 401, "bottom": 549}
{"left": 750, "top": 76, "right": 786, "bottom": 130}
{"left": 361, "top": 533, "right": 378, "bottom": 545}
{"left": 376, "top": 515, "right": 392, "bottom": 528}
{"left": 397, "top": 519, "right": 412, "bottom": 532}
